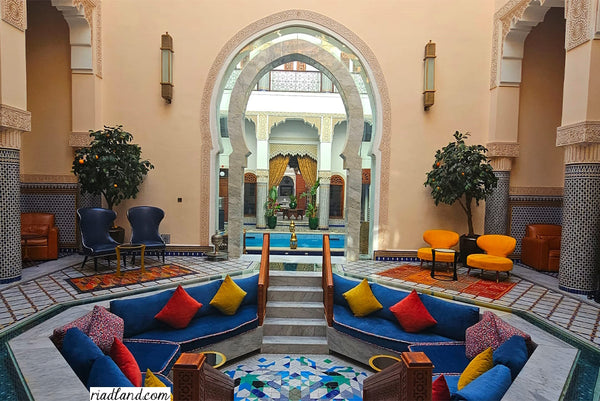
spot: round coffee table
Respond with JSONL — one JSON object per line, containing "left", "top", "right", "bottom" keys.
{"left": 115, "top": 243, "right": 146, "bottom": 276}
{"left": 431, "top": 248, "right": 458, "bottom": 281}
{"left": 368, "top": 354, "right": 402, "bottom": 372}
{"left": 200, "top": 351, "right": 226, "bottom": 368}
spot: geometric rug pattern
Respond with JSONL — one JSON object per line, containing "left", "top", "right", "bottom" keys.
{"left": 224, "top": 355, "right": 367, "bottom": 400}
{"left": 377, "top": 264, "right": 518, "bottom": 300}
{"left": 67, "top": 264, "right": 195, "bottom": 293}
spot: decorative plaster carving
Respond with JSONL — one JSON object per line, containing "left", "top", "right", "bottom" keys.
{"left": 318, "top": 171, "right": 332, "bottom": 184}
{"left": 487, "top": 142, "right": 520, "bottom": 157}
{"left": 256, "top": 169, "right": 269, "bottom": 182}
{"left": 72, "top": 0, "right": 95, "bottom": 24}
{"left": 320, "top": 116, "right": 333, "bottom": 142}
{"left": 200, "top": 9, "right": 391, "bottom": 248}
{"left": 0, "top": 104, "right": 31, "bottom": 132}
{"left": 509, "top": 186, "right": 564, "bottom": 196}
{"left": 20, "top": 174, "right": 78, "bottom": 183}
{"left": 566, "top": 0, "right": 593, "bottom": 50}
{"left": 256, "top": 113, "right": 269, "bottom": 140}
{"left": 270, "top": 143, "right": 318, "bottom": 159}
{"left": 490, "top": 157, "right": 513, "bottom": 171}
{"left": 563, "top": 143, "right": 600, "bottom": 163}
{"left": 1, "top": 0, "right": 26, "bottom": 31}
{"left": 0, "top": 128, "right": 21, "bottom": 150}
{"left": 69, "top": 131, "right": 92, "bottom": 147}
{"left": 556, "top": 121, "right": 600, "bottom": 146}
{"left": 94, "top": 1, "right": 102, "bottom": 77}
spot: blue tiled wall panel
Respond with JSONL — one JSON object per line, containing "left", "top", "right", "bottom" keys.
{"left": 509, "top": 197, "right": 562, "bottom": 255}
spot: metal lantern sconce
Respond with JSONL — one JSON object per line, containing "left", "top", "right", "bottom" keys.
{"left": 161, "top": 32, "right": 174, "bottom": 103}
{"left": 423, "top": 40, "right": 436, "bottom": 110}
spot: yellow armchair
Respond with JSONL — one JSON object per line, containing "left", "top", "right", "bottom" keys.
{"left": 466, "top": 235, "right": 516, "bottom": 282}
{"left": 417, "top": 230, "right": 460, "bottom": 266}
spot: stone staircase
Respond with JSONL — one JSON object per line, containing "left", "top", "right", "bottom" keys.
{"left": 261, "top": 271, "right": 329, "bottom": 354}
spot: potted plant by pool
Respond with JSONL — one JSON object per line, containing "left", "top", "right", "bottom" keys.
{"left": 72, "top": 125, "right": 154, "bottom": 242}
{"left": 301, "top": 179, "right": 320, "bottom": 230}
{"left": 424, "top": 131, "right": 497, "bottom": 264}
{"left": 289, "top": 194, "right": 297, "bottom": 209}
{"left": 265, "top": 185, "right": 280, "bottom": 229}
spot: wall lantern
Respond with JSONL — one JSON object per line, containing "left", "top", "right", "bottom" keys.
{"left": 161, "top": 32, "right": 174, "bottom": 103}
{"left": 423, "top": 40, "right": 436, "bottom": 110}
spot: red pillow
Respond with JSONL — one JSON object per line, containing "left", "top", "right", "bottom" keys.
{"left": 389, "top": 289, "right": 437, "bottom": 333}
{"left": 155, "top": 285, "right": 202, "bottom": 329}
{"left": 432, "top": 374, "right": 451, "bottom": 401}
{"left": 110, "top": 337, "right": 142, "bottom": 387}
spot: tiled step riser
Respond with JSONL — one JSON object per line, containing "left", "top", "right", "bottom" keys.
{"left": 267, "top": 305, "right": 324, "bottom": 319}
{"left": 263, "top": 324, "right": 327, "bottom": 337}
{"left": 262, "top": 342, "right": 329, "bottom": 354}
{"left": 269, "top": 275, "right": 322, "bottom": 287}
{"left": 268, "top": 289, "right": 322, "bottom": 302}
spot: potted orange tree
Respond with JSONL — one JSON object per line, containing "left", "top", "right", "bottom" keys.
{"left": 424, "top": 131, "right": 497, "bottom": 263}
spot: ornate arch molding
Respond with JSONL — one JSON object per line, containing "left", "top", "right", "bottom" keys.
{"left": 491, "top": 0, "right": 564, "bottom": 88}
{"left": 199, "top": 9, "right": 391, "bottom": 249}
{"left": 227, "top": 39, "right": 363, "bottom": 259}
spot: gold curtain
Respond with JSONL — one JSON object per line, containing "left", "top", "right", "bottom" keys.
{"left": 269, "top": 155, "right": 290, "bottom": 189}
{"left": 298, "top": 156, "right": 317, "bottom": 189}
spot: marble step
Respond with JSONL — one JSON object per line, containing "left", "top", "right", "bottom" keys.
{"left": 266, "top": 301, "right": 324, "bottom": 319}
{"left": 268, "top": 285, "right": 323, "bottom": 302}
{"left": 262, "top": 335, "right": 329, "bottom": 354}
{"left": 269, "top": 271, "right": 322, "bottom": 287}
{"left": 263, "top": 317, "right": 327, "bottom": 337}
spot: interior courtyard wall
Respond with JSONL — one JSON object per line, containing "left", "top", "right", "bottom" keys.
{"left": 1, "top": 14, "right": 27, "bottom": 109}
{"left": 88, "top": 0, "right": 495, "bottom": 249}
{"left": 22, "top": 0, "right": 72, "bottom": 177}
{"left": 510, "top": 7, "right": 565, "bottom": 190}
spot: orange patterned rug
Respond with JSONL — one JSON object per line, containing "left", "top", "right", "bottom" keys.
{"left": 68, "top": 264, "right": 196, "bottom": 293}
{"left": 377, "top": 264, "right": 517, "bottom": 300}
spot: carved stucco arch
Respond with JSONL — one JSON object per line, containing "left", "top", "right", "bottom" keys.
{"left": 199, "top": 10, "right": 391, "bottom": 251}
{"left": 227, "top": 39, "right": 363, "bottom": 260}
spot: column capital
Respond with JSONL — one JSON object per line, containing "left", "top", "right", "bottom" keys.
{"left": 0, "top": 104, "right": 31, "bottom": 132}
{"left": 486, "top": 142, "right": 519, "bottom": 158}
{"left": 563, "top": 143, "right": 600, "bottom": 164}
{"left": 256, "top": 169, "right": 269, "bottom": 182}
{"left": 556, "top": 121, "right": 600, "bottom": 146}
{"left": 489, "top": 157, "right": 513, "bottom": 172}
{"left": 318, "top": 171, "right": 331, "bottom": 184}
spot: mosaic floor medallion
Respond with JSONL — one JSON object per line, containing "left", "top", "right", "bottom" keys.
{"left": 224, "top": 355, "right": 367, "bottom": 400}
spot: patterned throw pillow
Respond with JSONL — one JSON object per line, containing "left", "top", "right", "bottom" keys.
{"left": 210, "top": 275, "right": 247, "bottom": 315}
{"left": 389, "top": 289, "right": 437, "bottom": 333}
{"left": 342, "top": 278, "right": 383, "bottom": 317}
{"left": 457, "top": 347, "right": 493, "bottom": 390}
{"left": 155, "top": 285, "right": 203, "bottom": 329}
{"left": 88, "top": 305, "right": 124, "bottom": 354}
{"left": 110, "top": 337, "right": 142, "bottom": 387}
{"left": 465, "top": 311, "right": 502, "bottom": 359}
{"left": 51, "top": 309, "right": 94, "bottom": 350}
{"left": 493, "top": 313, "right": 532, "bottom": 344}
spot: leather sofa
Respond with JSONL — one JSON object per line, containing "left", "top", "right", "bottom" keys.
{"left": 520, "top": 224, "right": 561, "bottom": 272}
{"left": 21, "top": 212, "right": 59, "bottom": 260}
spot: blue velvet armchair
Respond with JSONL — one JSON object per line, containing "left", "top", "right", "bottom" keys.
{"left": 77, "top": 208, "right": 120, "bottom": 270}
{"left": 128, "top": 206, "right": 166, "bottom": 264}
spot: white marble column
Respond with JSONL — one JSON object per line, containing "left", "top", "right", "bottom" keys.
{"left": 318, "top": 173, "right": 330, "bottom": 230}
{"left": 256, "top": 169, "right": 269, "bottom": 229}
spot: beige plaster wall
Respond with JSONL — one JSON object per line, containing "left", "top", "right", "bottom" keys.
{"left": 22, "top": 0, "right": 72, "bottom": 176}
{"left": 511, "top": 7, "right": 565, "bottom": 190}
{"left": 0, "top": 23, "right": 27, "bottom": 109}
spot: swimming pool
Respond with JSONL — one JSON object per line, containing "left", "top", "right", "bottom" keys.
{"left": 244, "top": 232, "right": 345, "bottom": 255}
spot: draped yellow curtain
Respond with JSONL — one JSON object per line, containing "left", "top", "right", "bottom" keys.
{"left": 298, "top": 156, "right": 317, "bottom": 189}
{"left": 269, "top": 155, "right": 290, "bottom": 189}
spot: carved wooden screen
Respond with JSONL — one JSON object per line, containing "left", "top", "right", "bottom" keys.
{"left": 244, "top": 173, "right": 257, "bottom": 216}
{"left": 329, "top": 174, "right": 345, "bottom": 219}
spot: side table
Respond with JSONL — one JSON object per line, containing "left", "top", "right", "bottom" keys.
{"left": 431, "top": 248, "right": 458, "bottom": 281}
{"left": 115, "top": 243, "right": 146, "bottom": 276}
{"left": 199, "top": 351, "right": 226, "bottom": 368}
{"left": 368, "top": 354, "right": 402, "bottom": 372}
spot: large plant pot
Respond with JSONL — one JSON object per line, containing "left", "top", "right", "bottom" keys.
{"left": 267, "top": 215, "right": 277, "bottom": 229}
{"left": 109, "top": 226, "right": 125, "bottom": 244}
{"left": 289, "top": 201, "right": 297, "bottom": 209}
{"left": 308, "top": 217, "right": 319, "bottom": 230}
{"left": 459, "top": 234, "right": 482, "bottom": 265}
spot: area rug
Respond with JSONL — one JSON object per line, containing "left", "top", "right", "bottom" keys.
{"left": 67, "top": 264, "right": 195, "bottom": 293}
{"left": 224, "top": 355, "right": 366, "bottom": 400}
{"left": 377, "top": 264, "right": 517, "bottom": 300}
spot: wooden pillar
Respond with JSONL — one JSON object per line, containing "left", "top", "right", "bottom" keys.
{"left": 172, "top": 353, "right": 234, "bottom": 401}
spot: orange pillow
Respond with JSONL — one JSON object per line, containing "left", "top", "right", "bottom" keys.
{"left": 155, "top": 285, "right": 202, "bottom": 329}
{"left": 389, "top": 290, "right": 437, "bottom": 333}
{"left": 110, "top": 337, "right": 141, "bottom": 387}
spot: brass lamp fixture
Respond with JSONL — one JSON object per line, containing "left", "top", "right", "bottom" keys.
{"left": 161, "top": 32, "right": 174, "bottom": 103}
{"left": 423, "top": 40, "right": 436, "bottom": 110}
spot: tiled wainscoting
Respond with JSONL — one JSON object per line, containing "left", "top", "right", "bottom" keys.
{"left": 509, "top": 195, "right": 562, "bottom": 256}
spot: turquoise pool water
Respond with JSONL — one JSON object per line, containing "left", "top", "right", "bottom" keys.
{"left": 245, "top": 232, "right": 345, "bottom": 254}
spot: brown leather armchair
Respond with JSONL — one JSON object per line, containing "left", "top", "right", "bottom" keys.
{"left": 21, "top": 213, "right": 59, "bottom": 260}
{"left": 521, "top": 224, "right": 561, "bottom": 272}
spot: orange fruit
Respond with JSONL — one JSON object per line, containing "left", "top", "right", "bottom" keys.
{"left": 436, "top": 162, "right": 440, "bottom": 167}
{"left": 113, "top": 184, "right": 118, "bottom": 187}
{"left": 79, "top": 159, "right": 84, "bottom": 164}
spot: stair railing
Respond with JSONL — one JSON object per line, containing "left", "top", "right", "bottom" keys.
{"left": 257, "top": 232, "right": 270, "bottom": 325}
{"left": 322, "top": 233, "right": 334, "bottom": 326}
{"left": 172, "top": 353, "right": 235, "bottom": 401}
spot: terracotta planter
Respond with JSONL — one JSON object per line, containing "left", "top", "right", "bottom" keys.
{"left": 267, "top": 215, "right": 277, "bottom": 229}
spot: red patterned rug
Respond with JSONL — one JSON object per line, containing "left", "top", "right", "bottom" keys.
{"left": 377, "top": 264, "right": 517, "bottom": 300}
{"left": 68, "top": 264, "right": 196, "bottom": 293}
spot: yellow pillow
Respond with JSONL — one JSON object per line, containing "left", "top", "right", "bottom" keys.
{"left": 342, "top": 278, "right": 383, "bottom": 317}
{"left": 209, "top": 275, "right": 247, "bottom": 315}
{"left": 145, "top": 369, "right": 172, "bottom": 400}
{"left": 457, "top": 347, "right": 493, "bottom": 390}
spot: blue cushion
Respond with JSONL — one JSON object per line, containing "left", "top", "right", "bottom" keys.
{"left": 234, "top": 274, "right": 259, "bottom": 306}
{"left": 124, "top": 340, "right": 180, "bottom": 374}
{"left": 333, "top": 275, "right": 363, "bottom": 305}
{"left": 131, "top": 304, "right": 258, "bottom": 352}
{"left": 185, "top": 280, "right": 223, "bottom": 317}
{"left": 419, "top": 295, "right": 479, "bottom": 341}
{"left": 409, "top": 343, "right": 470, "bottom": 375}
{"left": 370, "top": 283, "right": 410, "bottom": 322}
{"left": 87, "top": 355, "right": 134, "bottom": 389}
{"left": 332, "top": 304, "right": 453, "bottom": 352}
{"left": 61, "top": 327, "right": 104, "bottom": 385}
{"left": 454, "top": 365, "right": 512, "bottom": 401}
{"left": 493, "top": 335, "right": 528, "bottom": 380}
{"left": 110, "top": 289, "right": 175, "bottom": 337}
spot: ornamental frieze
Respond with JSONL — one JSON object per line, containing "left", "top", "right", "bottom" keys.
{"left": 0, "top": 104, "right": 31, "bottom": 132}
